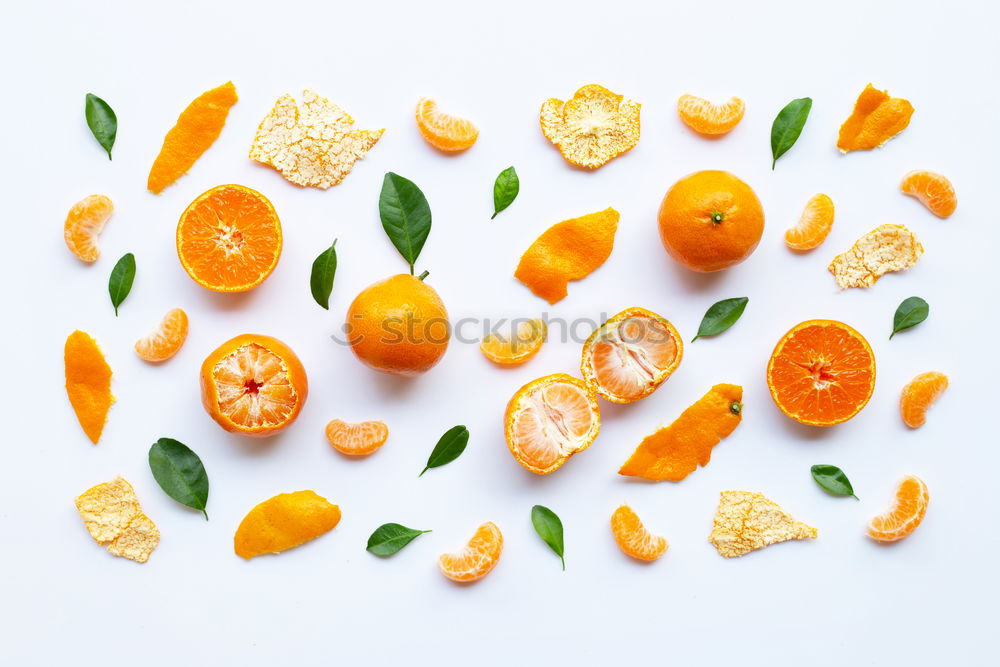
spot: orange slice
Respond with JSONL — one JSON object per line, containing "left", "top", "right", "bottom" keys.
{"left": 134, "top": 308, "right": 188, "bottom": 363}
{"left": 325, "top": 419, "right": 389, "bottom": 456}
{"left": 581, "top": 307, "right": 683, "bottom": 403}
{"left": 785, "top": 193, "right": 834, "bottom": 251}
{"left": 610, "top": 505, "right": 668, "bottom": 561}
{"left": 867, "top": 475, "right": 929, "bottom": 543}
{"left": 64, "top": 194, "right": 113, "bottom": 263}
{"left": 438, "top": 522, "right": 503, "bottom": 583}
{"left": 837, "top": 83, "right": 913, "bottom": 152}
{"left": 900, "top": 170, "right": 957, "bottom": 218}
{"left": 415, "top": 98, "right": 479, "bottom": 152}
{"left": 480, "top": 319, "right": 546, "bottom": 366}
{"left": 234, "top": 490, "right": 341, "bottom": 559}
{"left": 900, "top": 371, "right": 948, "bottom": 429}
{"left": 504, "top": 373, "right": 601, "bottom": 474}
{"left": 676, "top": 95, "right": 745, "bottom": 136}
{"left": 65, "top": 330, "right": 114, "bottom": 444}
{"left": 147, "top": 81, "right": 238, "bottom": 194}
{"left": 766, "top": 320, "right": 875, "bottom": 426}
{"left": 176, "top": 184, "right": 282, "bottom": 292}
{"left": 199, "top": 334, "right": 308, "bottom": 438}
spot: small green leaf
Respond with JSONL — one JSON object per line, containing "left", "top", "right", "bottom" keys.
{"left": 379, "top": 173, "right": 432, "bottom": 274}
{"left": 692, "top": 297, "right": 749, "bottom": 342}
{"left": 531, "top": 505, "right": 565, "bottom": 570}
{"left": 419, "top": 425, "right": 469, "bottom": 476}
{"left": 366, "top": 523, "right": 431, "bottom": 556}
{"left": 491, "top": 166, "right": 520, "bottom": 219}
{"left": 148, "top": 438, "right": 210, "bottom": 518}
{"left": 85, "top": 93, "right": 117, "bottom": 160}
{"left": 810, "top": 464, "right": 858, "bottom": 500}
{"left": 108, "top": 252, "right": 136, "bottom": 316}
{"left": 890, "top": 296, "right": 929, "bottom": 339}
{"left": 771, "top": 97, "right": 812, "bottom": 169}
{"left": 310, "top": 239, "right": 338, "bottom": 309}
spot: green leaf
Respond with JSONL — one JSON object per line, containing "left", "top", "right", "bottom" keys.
{"left": 85, "top": 93, "right": 117, "bottom": 160}
{"left": 309, "top": 239, "right": 338, "bottom": 309}
{"left": 419, "top": 425, "right": 469, "bottom": 476}
{"left": 108, "top": 252, "right": 136, "bottom": 316}
{"left": 770, "top": 97, "right": 812, "bottom": 169}
{"left": 890, "top": 296, "right": 929, "bottom": 339}
{"left": 366, "top": 523, "right": 431, "bottom": 556}
{"left": 379, "top": 172, "right": 432, "bottom": 274}
{"left": 692, "top": 297, "right": 749, "bottom": 342}
{"left": 148, "top": 438, "right": 210, "bottom": 518}
{"left": 531, "top": 505, "right": 565, "bottom": 570}
{"left": 810, "top": 464, "right": 858, "bottom": 500}
{"left": 491, "top": 166, "right": 520, "bottom": 219}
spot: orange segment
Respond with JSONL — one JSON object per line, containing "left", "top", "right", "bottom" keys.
{"left": 504, "top": 374, "right": 601, "bottom": 474}
{"left": 900, "top": 371, "right": 948, "bottom": 429}
{"left": 676, "top": 95, "right": 745, "bottom": 136}
{"left": 480, "top": 319, "right": 546, "bottom": 366}
{"left": 580, "top": 307, "right": 683, "bottom": 403}
{"left": 234, "top": 490, "right": 341, "bottom": 559}
{"left": 611, "top": 505, "right": 668, "bottom": 561}
{"left": 415, "top": 98, "right": 479, "bottom": 152}
{"left": 767, "top": 320, "right": 876, "bottom": 426}
{"left": 900, "top": 170, "right": 957, "bottom": 218}
{"left": 64, "top": 194, "right": 113, "bottom": 263}
{"left": 65, "top": 330, "right": 114, "bottom": 444}
{"left": 837, "top": 83, "right": 914, "bottom": 152}
{"left": 619, "top": 384, "right": 743, "bottom": 481}
{"left": 134, "top": 308, "right": 188, "bottom": 363}
{"left": 514, "top": 208, "right": 619, "bottom": 304}
{"left": 438, "top": 522, "right": 503, "bottom": 583}
{"left": 785, "top": 193, "right": 834, "bottom": 251}
{"left": 867, "top": 475, "right": 929, "bottom": 543}
{"left": 176, "top": 184, "right": 282, "bottom": 293}
{"left": 148, "top": 82, "right": 238, "bottom": 194}
{"left": 325, "top": 419, "right": 389, "bottom": 456}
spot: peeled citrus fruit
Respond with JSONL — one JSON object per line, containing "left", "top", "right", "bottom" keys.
{"left": 438, "top": 522, "right": 503, "bottom": 583}
{"left": 134, "top": 308, "right": 188, "bottom": 363}
{"left": 900, "top": 170, "right": 957, "bottom": 218}
{"left": 785, "top": 193, "right": 834, "bottom": 251}
{"left": 676, "top": 95, "right": 744, "bottom": 136}
{"left": 867, "top": 475, "right": 929, "bottom": 543}
{"left": 325, "top": 419, "right": 389, "bottom": 456}
{"left": 65, "top": 330, "right": 114, "bottom": 444}
{"left": 480, "top": 319, "right": 546, "bottom": 366}
{"left": 415, "top": 98, "right": 479, "bottom": 152}
{"left": 64, "top": 194, "right": 113, "bottom": 263}
{"left": 837, "top": 83, "right": 913, "bottom": 152}
{"left": 234, "top": 490, "right": 341, "bottom": 559}
{"left": 900, "top": 371, "right": 948, "bottom": 428}
{"left": 611, "top": 505, "right": 668, "bottom": 561}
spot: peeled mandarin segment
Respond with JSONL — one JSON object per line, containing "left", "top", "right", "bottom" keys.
{"left": 514, "top": 208, "right": 619, "bottom": 304}
{"left": 867, "top": 475, "right": 929, "bottom": 543}
{"left": 540, "top": 84, "right": 640, "bottom": 169}
{"left": 438, "top": 522, "right": 503, "bottom": 583}
{"left": 325, "top": 419, "right": 389, "bottom": 456}
{"left": 75, "top": 477, "right": 159, "bottom": 563}
{"left": 581, "top": 307, "right": 683, "bottom": 403}
{"left": 504, "top": 373, "right": 601, "bottom": 474}
{"left": 837, "top": 83, "right": 914, "bottom": 152}
{"left": 828, "top": 224, "right": 923, "bottom": 289}
{"left": 134, "top": 308, "right": 189, "bottom": 362}
{"left": 611, "top": 505, "right": 668, "bottom": 561}
{"left": 234, "top": 490, "right": 341, "bottom": 559}
{"left": 900, "top": 170, "right": 957, "bottom": 218}
{"left": 900, "top": 371, "right": 948, "bottom": 429}
{"left": 479, "top": 319, "right": 546, "bottom": 365}
{"left": 709, "top": 490, "right": 817, "bottom": 558}
{"left": 785, "top": 193, "right": 834, "bottom": 251}
{"left": 176, "top": 184, "right": 282, "bottom": 293}
{"left": 64, "top": 330, "right": 114, "bottom": 444}
{"left": 64, "top": 194, "right": 113, "bottom": 263}
{"left": 415, "top": 98, "right": 479, "bottom": 152}
{"left": 766, "top": 320, "right": 875, "bottom": 427}
{"left": 619, "top": 384, "right": 743, "bottom": 481}
{"left": 147, "top": 82, "right": 238, "bottom": 194}
{"left": 676, "top": 95, "right": 745, "bottom": 136}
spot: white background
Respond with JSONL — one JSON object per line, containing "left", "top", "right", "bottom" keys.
{"left": 2, "top": 0, "right": 997, "bottom": 664}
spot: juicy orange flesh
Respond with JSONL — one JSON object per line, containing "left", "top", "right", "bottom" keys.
{"left": 213, "top": 343, "right": 297, "bottom": 428}
{"left": 590, "top": 317, "right": 678, "bottom": 401}
{"left": 900, "top": 171, "right": 957, "bottom": 218}
{"left": 416, "top": 98, "right": 479, "bottom": 151}
{"left": 439, "top": 522, "right": 503, "bottom": 582}
{"left": 65, "top": 194, "right": 114, "bottom": 262}
{"left": 868, "top": 476, "right": 929, "bottom": 542}
{"left": 135, "top": 308, "right": 188, "bottom": 362}
{"left": 785, "top": 194, "right": 834, "bottom": 250}
{"left": 901, "top": 372, "right": 948, "bottom": 428}
{"left": 511, "top": 381, "right": 597, "bottom": 470}
{"left": 326, "top": 419, "right": 388, "bottom": 455}
{"left": 676, "top": 95, "right": 745, "bottom": 135}
{"left": 480, "top": 320, "right": 546, "bottom": 364}
{"left": 611, "top": 506, "right": 667, "bottom": 561}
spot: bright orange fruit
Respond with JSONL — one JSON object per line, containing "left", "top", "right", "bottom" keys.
{"left": 837, "top": 83, "right": 913, "bottom": 152}
{"left": 580, "top": 307, "right": 683, "bottom": 403}
{"left": 767, "top": 320, "right": 876, "bottom": 426}
{"left": 438, "top": 522, "right": 503, "bottom": 583}
{"left": 234, "top": 490, "right": 341, "bottom": 559}
{"left": 65, "top": 330, "right": 114, "bottom": 444}
{"left": 900, "top": 170, "right": 957, "bottom": 218}
{"left": 867, "top": 475, "right": 929, "bottom": 543}
{"left": 900, "top": 371, "right": 948, "bottom": 428}
{"left": 64, "top": 194, "right": 113, "bottom": 263}
{"left": 134, "top": 308, "right": 189, "bottom": 363}
{"left": 676, "top": 95, "right": 745, "bottom": 136}
{"left": 785, "top": 193, "right": 834, "bottom": 251}
{"left": 480, "top": 319, "right": 546, "bottom": 366}
{"left": 504, "top": 373, "right": 601, "bottom": 474}
{"left": 611, "top": 505, "right": 668, "bottom": 561}
{"left": 325, "top": 419, "right": 389, "bottom": 456}
{"left": 415, "top": 98, "right": 479, "bottom": 152}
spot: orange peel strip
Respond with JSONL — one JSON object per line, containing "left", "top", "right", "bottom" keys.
{"left": 837, "top": 83, "right": 913, "bottom": 152}
{"left": 65, "top": 330, "right": 113, "bottom": 444}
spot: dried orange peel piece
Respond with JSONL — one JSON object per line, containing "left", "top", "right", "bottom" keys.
{"left": 480, "top": 318, "right": 546, "bottom": 366}
{"left": 867, "top": 475, "right": 929, "bottom": 542}
{"left": 900, "top": 371, "right": 948, "bottom": 428}
{"left": 439, "top": 522, "right": 503, "bottom": 583}
{"left": 676, "top": 95, "right": 745, "bottom": 136}
{"left": 709, "top": 490, "right": 817, "bottom": 558}
{"left": 147, "top": 81, "right": 238, "bottom": 193}
{"left": 785, "top": 193, "right": 834, "bottom": 251}
{"left": 540, "top": 84, "right": 640, "bottom": 168}
{"left": 515, "top": 207, "right": 619, "bottom": 304}
{"left": 619, "top": 384, "right": 743, "bottom": 481}
{"left": 234, "top": 490, "right": 341, "bottom": 559}
{"left": 64, "top": 194, "right": 113, "bottom": 263}
{"left": 249, "top": 89, "right": 384, "bottom": 189}
{"left": 611, "top": 505, "right": 668, "bottom": 561}
{"left": 828, "top": 223, "right": 923, "bottom": 289}
{"left": 75, "top": 477, "right": 159, "bottom": 563}
{"left": 837, "top": 83, "right": 913, "bottom": 152}
{"left": 415, "top": 98, "right": 479, "bottom": 152}
{"left": 900, "top": 170, "right": 957, "bottom": 218}
{"left": 135, "top": 308, "right": 188, "bottom": 362}
{"left": 65, "top": 330, "right": 113, "bottom": 444}
{"left": 325, "top": 419, "right": 389, "bottom": 456}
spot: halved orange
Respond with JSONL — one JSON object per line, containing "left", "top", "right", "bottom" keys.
{"left": 234, "top": 490, "right": 341, "bottom": 559}
{"left": 134, "top": 308, "right": 189, "bottom": 362}
{"left": 325, "top": 419, "right": 389, "bottom": 456}
{"left": 611, "top": 505, "right": 668, "bottom": 561}
{"left": 867, "top": 475, "right": 929, "bottom": 543}
{"left": 64, "top": 194, "right": 113, "bottom": 263}
{"left": 900, "top": 371, "right": 948, "bottom": 429}
{"left": 785, "top": 194, "right": 834, "bottom": 251}
{"left": 415, "top": 98, "right": 479, "bottom": 152}
{"left": 676, "top": 95, "right": 745, "bottom": 136}
{"left": 900, "top": 170, "right": 957, "bottom": 219}
{"left": 177, "top": 184, "right": 282, "bottom": 293}
{"left": 504, "top": 373, "right": 600, "bottom": 474}
{"left": 480, "top": 318, "right": 546, "bottom": 366}
{"left": 438, "top": 522, "right": 503, "bottom": 583}
{"left": 581, "top": 308, "right": 683, "bottom": 403}
{"left": 766, "top": 320, "right": 876, "bottom": 426}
